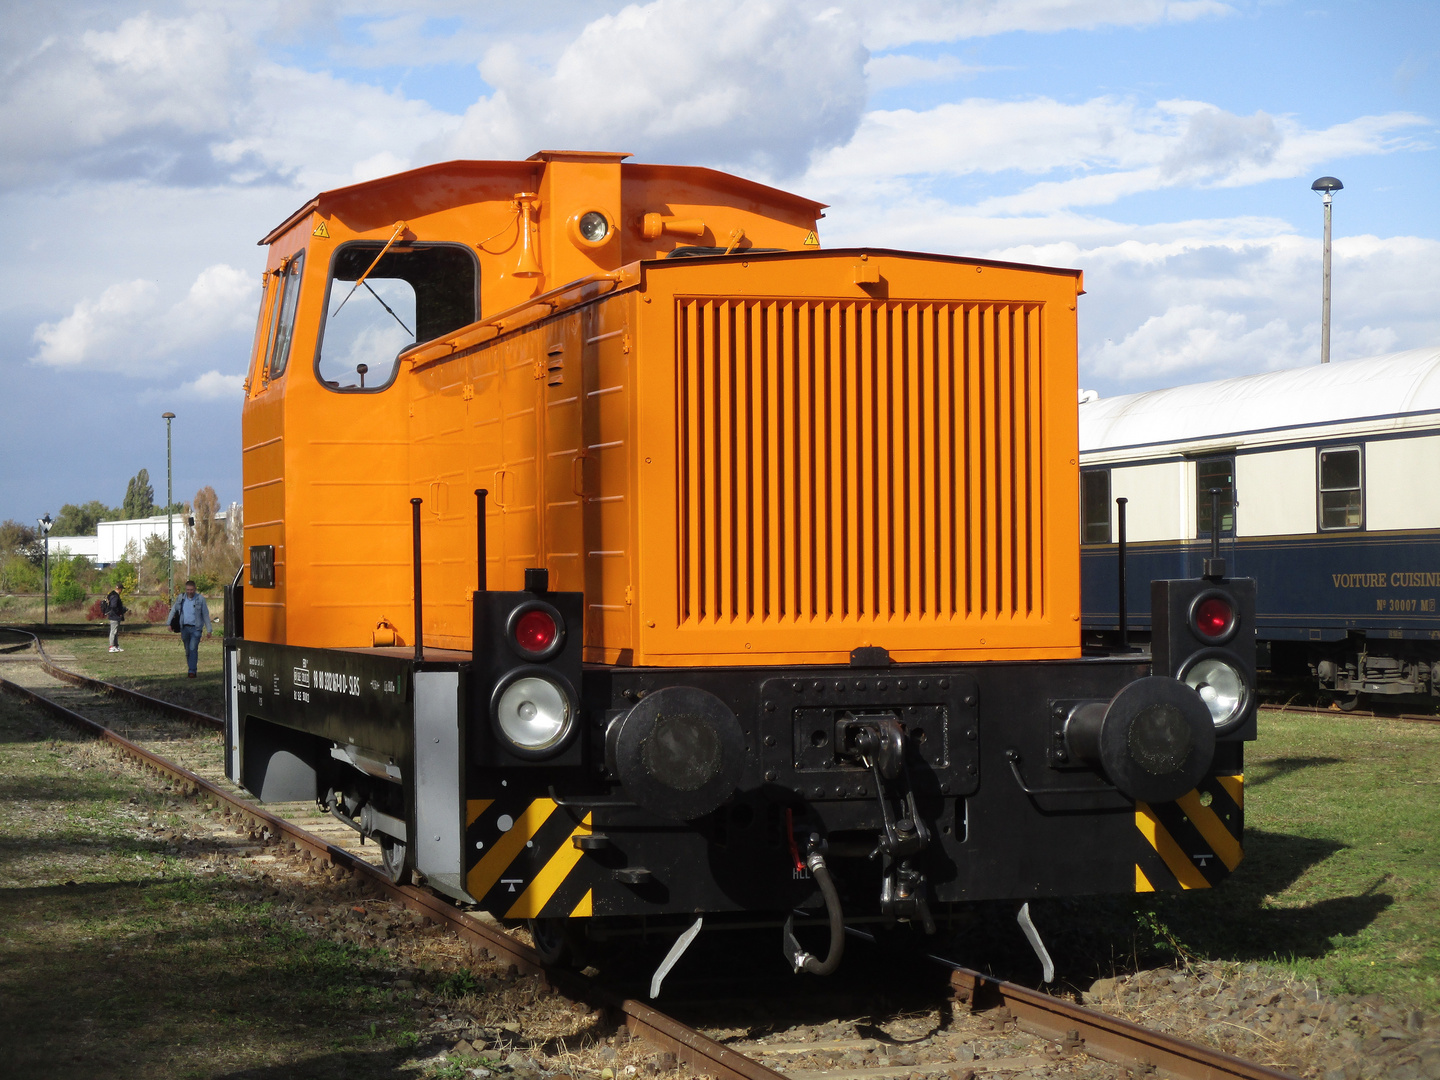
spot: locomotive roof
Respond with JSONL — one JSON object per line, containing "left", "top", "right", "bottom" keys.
{"left": 258, "top": 154, "right": 828, "bottom": 245}
{"left": 1080, "top": 346, "right": 1440, "bottom": 455}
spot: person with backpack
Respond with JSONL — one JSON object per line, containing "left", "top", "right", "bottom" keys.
{"left": 104, "top": 586, "right": 127, "bottom": 652}
{"left": 168, "top": 580, "right": 213, "bottom": 677}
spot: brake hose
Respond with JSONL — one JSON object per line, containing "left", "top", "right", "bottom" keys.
{"left": 793, "top": 851, "right": 845, "bottom": 975}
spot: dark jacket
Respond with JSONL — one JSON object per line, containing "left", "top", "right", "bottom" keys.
{"left": 104, "top": 591, "right": 126, "bottom": 621}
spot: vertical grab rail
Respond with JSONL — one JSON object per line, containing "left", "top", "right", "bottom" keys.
{"left": 411, "top": 497, "right": 424, "bottom": 662}
{"left": 475, "top": 488, "right": 488, "bottom": 592}
{"left": 1116, "top": 496, "right": 1129, "bottom": 652}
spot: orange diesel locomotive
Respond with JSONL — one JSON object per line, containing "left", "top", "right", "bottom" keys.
{"left": 224, "top": 152, "right": 1254, "bottom": 975}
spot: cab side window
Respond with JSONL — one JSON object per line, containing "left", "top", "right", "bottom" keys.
{"left": 316, "top": 243, "right": 477, "bottom": 391}
{"left": 264, "top": 253, "right": 305, "bottom": 380}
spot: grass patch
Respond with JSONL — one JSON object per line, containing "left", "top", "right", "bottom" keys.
{"left": 37, "top": 624, "right": 225, "bottom": 717}
{"left": 965, "top": 709, "right": 1440, "bottom": 1011}
{"left": 0, "top": 692, "right": 433, "bottom": 1079}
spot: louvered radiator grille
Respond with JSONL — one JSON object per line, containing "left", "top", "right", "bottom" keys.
{"left": 676, "top": 297, "right": 1046, "bottom": 626}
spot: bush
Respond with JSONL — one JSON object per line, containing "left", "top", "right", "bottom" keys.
{"left": 110, "top": 558, "right": 138, "bottom": 595}
{"left": 146, "top": 598, "right": 171, "bottom": 623}
{"left": 86, "top": 598, "right": 106, "bottom": 621}
{"left": 50, "top": 556, "right": 86, "bottom": 606}
{"left": 52, "top": 579, "right": 86, "bottom": 605}
{"left": 0, "top": 554, "right": 42, "bottom": 593}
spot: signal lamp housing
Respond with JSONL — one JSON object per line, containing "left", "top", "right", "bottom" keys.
{"left": 1153, "top": 576, "right": 1257, "bottom": 740}
{"left": 473, "top": 587, "right": 585, "bottom": 767}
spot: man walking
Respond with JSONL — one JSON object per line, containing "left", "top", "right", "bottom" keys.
{"left": 168, "top": 580, "right": 212, "bottom": 678}
{"left": 104, "top": 585, "right": 127, "bottom": 652}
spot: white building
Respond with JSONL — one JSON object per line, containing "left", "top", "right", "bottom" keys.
{"left": 42, "top": 536, "right": 101, "bottom": 562}
{"left": 96, "top": 514, "right": 191, "bottom": 566}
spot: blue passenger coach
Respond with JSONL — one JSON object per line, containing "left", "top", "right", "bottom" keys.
{"left": 1080, "top": 348, "right": 1440, "bottom": 709}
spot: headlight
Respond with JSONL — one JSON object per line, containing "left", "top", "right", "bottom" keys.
{"left": 578, "top": 211, "right": 609, "bottom": 242}
{"left": 1180, "top": 654, "right": 1248, "bottom": 729}
{"left": 494, "top": 674, "right": 573, "bottom": 754}
{"left": 568, "top": 209, "right": 614, "bottom": 249}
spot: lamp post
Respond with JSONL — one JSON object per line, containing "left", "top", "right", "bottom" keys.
{"left": 37, "top": 513, "right": 52, "bottom": 627}
{"left": 162, "top": 411, "right": 176, "bottom": 597}
{"left": 1312, "top": 176, "right": 1343, "bottom": 364}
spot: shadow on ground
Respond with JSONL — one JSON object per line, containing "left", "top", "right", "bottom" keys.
{"left": 925, "top": 827, "right": 1390, "bottom": 991}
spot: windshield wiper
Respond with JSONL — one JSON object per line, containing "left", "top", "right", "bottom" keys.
{"left": 363, "top": 280, "right": 413, "bottom": 338}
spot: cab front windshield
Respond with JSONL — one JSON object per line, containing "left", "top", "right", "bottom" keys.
{"left": 316, "top": 243, "right": 476, "bottom": 390}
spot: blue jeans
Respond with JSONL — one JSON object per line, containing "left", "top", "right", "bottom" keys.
{"left": 181, "top": 625, "right": 203, "bottom": 674}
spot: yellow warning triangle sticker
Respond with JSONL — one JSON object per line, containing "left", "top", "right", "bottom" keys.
{"left": 313, "top": 220, "right": 330, "bottom": 238}
{"left": 802, "top": 230, "right": 819, "bottom": 246}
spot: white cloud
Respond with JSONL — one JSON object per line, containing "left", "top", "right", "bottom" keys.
{"left": 31, "top": 263, "right": 260, "bottom": 375}
{"left": 441, "top": 0, "right": 868, "bottom": 177}
{"left": 0, "top": 9, "right": 249, "bottom": 187}
{"left": 178, "top": 370, "right": 247, "bottom": 400}
{"left": 211, "top": 61, "right": 461, "bottom": 191}
{"left": 851, "top": 0, "right": 1233, "bottom": 50}
{"left": 804, "top": 96, "right": 1428, "bottom": 210}
{"left": 1075, "top": 231, "right": 1440, "bottom": 388}
{"left": 865, "top": 53, "right": 991, "bottom": 91}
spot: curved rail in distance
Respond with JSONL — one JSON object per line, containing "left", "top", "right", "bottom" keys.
{"left": 0, "top": 626, "right": 221, "bottom": 731}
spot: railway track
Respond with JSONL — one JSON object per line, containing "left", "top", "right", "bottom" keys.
{"left": 1258, "top": 701, "right": 1440, "bottom": 724}
{"left": 0, "top": 626, "right": 1300, "bottom": 1080}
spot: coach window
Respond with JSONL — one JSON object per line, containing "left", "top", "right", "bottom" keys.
{"left": 1081, "top": 469, "right": 1111, "bottom": 543}
{"left": 263, "top": 252, "right": 304, "bottom": 381}
{"left": 1196, "top": 456, "right": 1234, "bottom": 538}
{"left": 316, "top": 243, "right": 477, "bottom": 391}
{"left": 1318, "top": 446, "right": 1363, "bottom": 530}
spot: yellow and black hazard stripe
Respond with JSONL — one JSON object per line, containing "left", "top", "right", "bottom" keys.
{"left": 464, "top": 796, "right": 596, "bottom": 919}
{"left": 1134, "top": 773, "right": 1243, "bottom": 891}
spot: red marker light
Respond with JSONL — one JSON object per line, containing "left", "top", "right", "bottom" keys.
{"left": 1194, "top": 596, "right": 1233, "bottom": 639}
{"left": 515, "top": 609, "right": 558, "bottom": 653}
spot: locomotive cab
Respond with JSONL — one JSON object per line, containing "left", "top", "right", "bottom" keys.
{"left": 224, "top": 151, "right": 1254, "bottom": 982}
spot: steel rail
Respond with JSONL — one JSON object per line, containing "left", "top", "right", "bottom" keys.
{"left": 0, "top": 626, "right": 222, "bottom": 731}
{"left": 1258, "top": 701, "right": 1438, "bottom": 724}
{"left": 0, "top": 672, "right": 789, "bottom": 1080}
{"left": 947, "top": 968, "right": 1298, "bottom": 1080}
{"left": 1, "top": 631, "right": 1303, "bottom": 1080}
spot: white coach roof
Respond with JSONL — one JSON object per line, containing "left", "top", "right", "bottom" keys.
{"left": 1080, "top": 346, "right": 1440, "bottom": 455}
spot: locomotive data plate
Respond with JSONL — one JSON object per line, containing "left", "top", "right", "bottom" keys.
{"left": 234, "top": 640, "right": 415, "bottom": 758}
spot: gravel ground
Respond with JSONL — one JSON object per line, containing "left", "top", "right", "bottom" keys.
{"left": 10, "top": 648, "right": 1437, "bottom": 1080}
{"left": 1082, "top": 965, "right": 1439, "bottom": 1080}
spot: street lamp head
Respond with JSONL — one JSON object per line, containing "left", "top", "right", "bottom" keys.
{"left": 1311, "top": 176, "right": 1343, "bottom": 194}
{"left": 162, "top": 411, "right": 176, "bottom": 419}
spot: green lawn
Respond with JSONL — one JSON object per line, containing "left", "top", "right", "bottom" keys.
{"left": 37, "top": 622, "right": 226, "bottom": 717}
{"left": 16, "top": 618, "right": 1440, "bottom": 1012}
{"left": 0, "top": 691, "right": 434, "bottom": 1079}
{"left": 997, "top": 709, "right": 1440, "bottom": 1011}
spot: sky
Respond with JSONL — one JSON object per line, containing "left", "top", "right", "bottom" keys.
{"left": 1, "top": 0, "right": 1436, "bottom": 525}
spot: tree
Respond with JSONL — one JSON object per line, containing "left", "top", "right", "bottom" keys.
{"left": 186, "top": 486, "right": 242, "bottom": 591}
{"left": 123, "top": 469, "right": 155, "bottom": 519}
{"left": 52, "top": 500, "right": 119, "bottom": 536}
{"left": 193, "top": 486, "right": 219, "bottom": 548}
{"left": 0, "top": 520, "right": 38, "bottom": 559}
{"left": 140, "top": 533, "right": 172, "bottom": 594}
